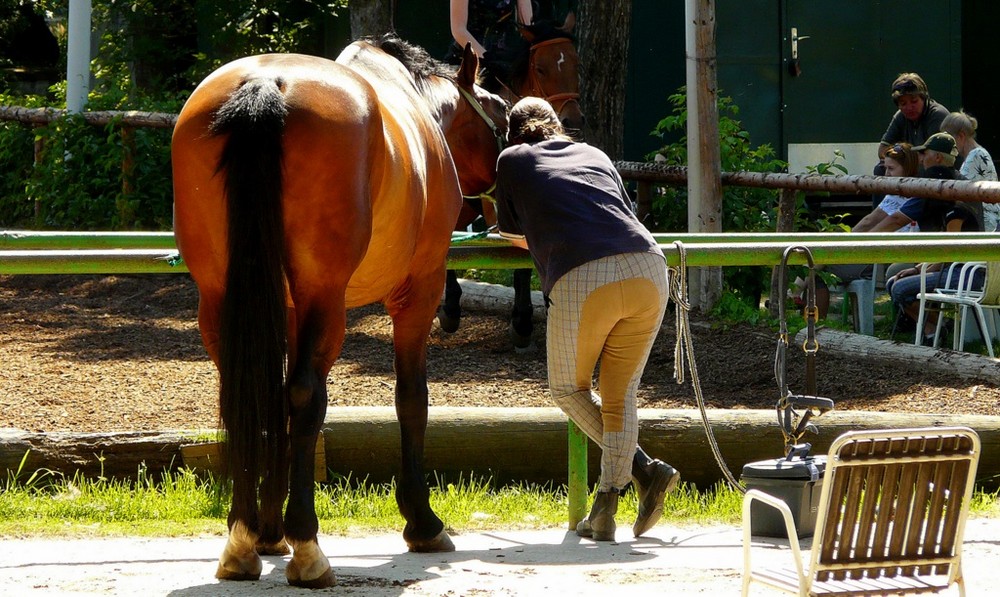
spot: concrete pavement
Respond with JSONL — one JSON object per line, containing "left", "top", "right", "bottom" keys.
{"left": 1, "top": 518, "right": 997, "bottom": 595}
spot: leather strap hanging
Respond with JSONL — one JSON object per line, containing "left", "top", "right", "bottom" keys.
{"left": 774, "top": 246, "right": 834, "bottom": 458}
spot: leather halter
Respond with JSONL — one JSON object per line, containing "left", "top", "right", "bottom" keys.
{"left": 457, "top": 85, "right": 506, "bottom": 203}
{"left": 524, "top": 37, "right": 581, "bottom": 116}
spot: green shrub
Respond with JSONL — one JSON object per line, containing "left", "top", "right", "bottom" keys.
{"left": 648, "top": 88, "right": 786, "bottom": 307}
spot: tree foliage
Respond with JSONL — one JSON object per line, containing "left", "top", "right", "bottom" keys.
{"left": 0, "top": 0, "right": 347, "bottom": 230}
{"left": 648, "top": 88, "right": 786, "bottom": 305}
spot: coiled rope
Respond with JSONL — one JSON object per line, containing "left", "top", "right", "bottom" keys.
{"left": 667, "top": 241, "right": 745, "bottom": 493}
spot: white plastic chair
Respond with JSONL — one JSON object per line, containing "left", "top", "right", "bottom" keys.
{"left": 914, "top": 261, "right": 1000, "bottom": 357}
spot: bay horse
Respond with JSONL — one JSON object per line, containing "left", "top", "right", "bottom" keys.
{"left": 171, "top": 36, "right": 507, "bottom": 589}
{"left": 439, "top": 23, "right": 582, "bottom": 350}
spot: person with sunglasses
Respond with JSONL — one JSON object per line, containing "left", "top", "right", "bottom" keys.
{"left": 872, "top": 73, "right": 949, "bottom": 208}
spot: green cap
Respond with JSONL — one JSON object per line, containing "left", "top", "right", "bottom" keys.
{"left": 913, "top": 132, "right": 958, "bottom": 157}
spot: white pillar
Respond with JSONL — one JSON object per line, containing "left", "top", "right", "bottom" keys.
{"left": 66, "top": 0, "right": 93, "bottom": 113}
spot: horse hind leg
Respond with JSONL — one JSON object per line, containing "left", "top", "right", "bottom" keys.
{"left": 438, "top": 270, "right": 463, "bottom": 333}
{"left": 281, "top": 319, "right": 340, "bottom": 588}
{"left": 510, "top": 268, "right": 535, "bottom": 351}
{"left": 386, "top": 292, "right": 455, "bottom": 554}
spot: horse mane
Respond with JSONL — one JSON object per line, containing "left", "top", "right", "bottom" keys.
{"left": 365, "top": 33, "right": 457, "bottom": 87}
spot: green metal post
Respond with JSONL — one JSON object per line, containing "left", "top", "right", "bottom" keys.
{"left": 567, "top": 419, "right": 589, "bottom": 529}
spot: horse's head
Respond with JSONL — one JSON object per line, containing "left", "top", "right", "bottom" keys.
{"left": 369, "top": 35, "right": 509, "bottom": 207}
{"left": 516, "top": 23, "right": 584, "bottom": 138}
{"left": 449, "top": 43, "right": 509, "bottom": 205}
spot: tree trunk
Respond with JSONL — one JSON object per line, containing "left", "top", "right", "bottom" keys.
{"left": 349, "top": 0, "right": 394, "bottom": 39}
{"left": 577, "top": 0, "right": 631, "bottom": 158}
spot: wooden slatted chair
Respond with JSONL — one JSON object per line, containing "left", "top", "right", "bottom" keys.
{"left": 742, "top": 427, "right": 981, "bottom": 596}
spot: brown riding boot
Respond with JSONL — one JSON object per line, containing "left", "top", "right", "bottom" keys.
{"left": 575, "top": 488, "right": 620, "bottom": 541}
{"left": 631, "top": 449, "right": 681, "bottom": 537}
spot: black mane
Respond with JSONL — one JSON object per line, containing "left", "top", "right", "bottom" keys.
{"left": 365, "top": 33, "right": 454, "bottom": 82}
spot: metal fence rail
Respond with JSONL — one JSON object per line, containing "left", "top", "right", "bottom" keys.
{"left": 4, "top": 230, "right": 1000, "bottom": 273}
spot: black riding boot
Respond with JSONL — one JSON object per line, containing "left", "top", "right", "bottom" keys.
{"left": 631, "top": 447, "right": 680, "bottom": 537}
{"left": 575, "top": 488, "right": 620, "bottom": 541}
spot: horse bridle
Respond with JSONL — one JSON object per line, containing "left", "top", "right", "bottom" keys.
{"left": 456, "top": 85, "right": 506, "bottom": 204}
{"left": 524, "top": 37, "right": 581, "bottom": 117}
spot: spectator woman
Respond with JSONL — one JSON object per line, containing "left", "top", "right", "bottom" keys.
{"left": 942, "top": 110, "right": 999, "bottom": 230}
{"left": 495, "top": 97, "right": 680, "bottom": 541}
{"left": 871, "top": 73, "right": 949, "bottom": 208}
{"left": 812, "top": 143, "right": 921, "bottom": 319}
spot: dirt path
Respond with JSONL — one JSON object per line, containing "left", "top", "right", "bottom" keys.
{"left": 1, "top": 274, "right": 998, "bottom": 434}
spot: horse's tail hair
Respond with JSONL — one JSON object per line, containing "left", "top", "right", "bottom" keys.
{"left": 210, "top": 77, "right": 288, "bottom": 508}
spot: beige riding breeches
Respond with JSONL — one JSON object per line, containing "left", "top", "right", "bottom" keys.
{"left": 546, "top": 251, "right": 669, "bottom": 491}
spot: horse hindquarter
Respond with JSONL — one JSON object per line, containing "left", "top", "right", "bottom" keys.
{"left": 172, "top": 54, "right": 381, "bottom": 588}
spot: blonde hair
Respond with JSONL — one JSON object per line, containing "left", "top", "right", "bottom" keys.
{"left": 507, "top": 97, "right": 571, "bottom": 144}
{"left": 941, "top": 110, "right": 978, "bottom": 140}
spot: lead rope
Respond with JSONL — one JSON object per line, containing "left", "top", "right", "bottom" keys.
{"left": 668, "top": 241, "right": 745, "bottom": 493}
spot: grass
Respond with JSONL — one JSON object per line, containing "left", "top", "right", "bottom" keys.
{"left": 1, "top": 460, "right": 997, "bottom": 538}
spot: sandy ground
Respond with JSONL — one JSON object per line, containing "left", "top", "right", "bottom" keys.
{"left": 1, "top": 519, "right": 997, "bottom": 596}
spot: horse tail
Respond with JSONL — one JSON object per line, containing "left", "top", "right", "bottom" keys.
{"left": 210, "top": 78, "right": 288, "bottom": 505}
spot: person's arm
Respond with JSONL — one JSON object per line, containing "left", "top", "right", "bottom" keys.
{"left": 868, "top": 211, "right": 911, "bottom": 232}
{"left": 878, "top": 111, "right": 905, "bottom": 159}
{"left": 450, "top": 0, "right": 487, "bottom": 57}
{"left": 852, "top": 208, "right": 890, "bottom": 232}
{"left": 494, "top": 151, "right": 530, "bottom": 251}
{"left": 558, "top": 1, "right": 576, "bottom": 32}
{"left": 891, "top": 262, "right": 941, "bottom": 283}
{"left": 516, "top": 0, "right": 533, "bottom": 25}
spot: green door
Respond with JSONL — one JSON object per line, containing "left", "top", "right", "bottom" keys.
{"left": 779, "top": 0, "right": 962, "bottom": 174}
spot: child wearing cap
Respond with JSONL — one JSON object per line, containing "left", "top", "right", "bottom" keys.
{"left": 904, "top": 131, "right": 984, "bottom": 232}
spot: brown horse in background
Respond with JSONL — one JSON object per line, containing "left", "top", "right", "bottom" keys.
{"left": 171, "top": 35, "right": 507, "bottom": 589}
{"left": 440, "top": 23, "right": 583, "bottom": 350}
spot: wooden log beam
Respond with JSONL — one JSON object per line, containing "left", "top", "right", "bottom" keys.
{"left": 795, "top": 328, "right": 1000, "bottom": 383}
{"left": 0, "top": 105, "right": 177, "bottom": 128}
{"left": 5, "top": 408, "right": 998, "bottom": 490}
{"left": 614, "top": 161, "right": 1000, "bottom": 203}
{"left": 0, "top": 428, "right": 205, "bottom": 480}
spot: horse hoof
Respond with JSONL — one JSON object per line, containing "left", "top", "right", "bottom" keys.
{"left": 510, "top": 329, "right": 533, "bottom": 351}
{"left": 286, "top": 540, "right": 335, "bottom": 588}
{"left": 407, "top": 529, "right": 456, "bottom": 553}
{"left": 514, "top": 342, "right": 536, "bottom": 355}
{"left": 437, "top": 309, "right": 460, "bottom": 333}
{"left": 256, "top": 539, "right": 290, "bottom": 555}
{"left": 215, "top": 555, "right": 262, "bottom": 581}
{"left": 288, "top": 567, "right": 336, "bottom": 589}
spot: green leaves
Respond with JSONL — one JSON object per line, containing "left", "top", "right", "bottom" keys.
{"left": 647, "top": 88, "right": 786, "bottom": 306}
